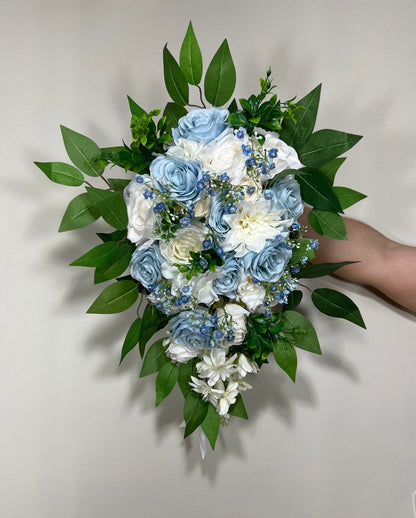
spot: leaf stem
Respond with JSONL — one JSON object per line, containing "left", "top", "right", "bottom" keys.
{"left": 196, "top": 85, "right": 207, "bottom": 108}
{"left": 101, "top": 176, "right": 112, "bottom": 189}
{"left": 188, "top": 103, "right": 205, "bottom": 109}
{"left": 84, "top": 180, "right": 94, "bottom": 188}
{"left": 297, "top": 281, "right": 313, "bottom": 293}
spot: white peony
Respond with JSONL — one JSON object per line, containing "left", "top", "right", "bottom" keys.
{"left": 164, "top": 337, "right": 199, "bottom": 363}
{"left": 196, "top": 129, "right": 247, "bottom": 185}
{"left": 196, "top": 349, "right": 238, "bottom": 386}
{"left": 237, "top": 274, "right": 266, "bottom": 312}
{"left": 166, "top": 138, "right": 204, "bottom": 161}
{"left": 123, "top": 178, "right": 156, "bottom": 245}
{"left": 159, "top": 222, "right": 207, "bottom": 265}
{"left": 216, "top": 303, "right": 249, "bottom": 345}
{"left": 222, "top": 199, "right": 291, "bottom": 257}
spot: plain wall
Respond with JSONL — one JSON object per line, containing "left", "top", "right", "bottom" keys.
{"left": 1, "top": 0, "right": 416, "bottom": 517}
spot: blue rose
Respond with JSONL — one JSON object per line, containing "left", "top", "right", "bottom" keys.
{"left": 241, "top": 241, "right": 292, "bottom": 283}
{"left": 149, "top": 156, "right": 205, "bottom": 203}
{"left": 270, "top": 176, "right": 304, "bottom": 219}
{"left": 130, "top": 244, "right": 164, "bottom": 289}
{"left": 169, "top": 308, "right": 217, "bottom": 350}
{"left": 172, "top": 108, "right": 230, "bottom": 144}
{"left": 213, "top": 254, "right": 240, "bottom": 299}
{"left": 206, "top": 192, "right": 230, "bottom": 234}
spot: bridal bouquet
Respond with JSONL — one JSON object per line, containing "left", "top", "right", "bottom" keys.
{"left": 36, "top": 22, "right": 366, "bottom": 451}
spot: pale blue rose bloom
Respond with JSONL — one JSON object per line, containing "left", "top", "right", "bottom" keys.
{"left": 206, "top": 192, "right": 230, "bottom": 234}
{"left": 130, "top": 244, "right": 164, "bottom": 289}
{"left": 169, "top": 309, "right": 217, "bottom": 350}
{"left": 149, "top": 156, "right": 205, "bottom": 203}
{"left": 241, "top": 241, "right": 292, "bottom": 283}
{"left": 213, "top": 254, "right": 240, "bottom": 299}
{"left": 172, "top": 107, "right": 230, "bottom": 144}
{"left": 269, "top": 176, "right": 304, "bottom": 219}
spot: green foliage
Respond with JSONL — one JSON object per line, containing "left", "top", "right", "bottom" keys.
{"left": 59, "top": 192, "right": 100, "bottom": 232}
{"left": 201, "top": 403, "right": 220, "bottom": 449}
{"left": 34, "top": 161, "right": 84, "bottom": 187}
{"left": 308, "top": 208, "right": 348, "bottom": 241}
{"left": 94, "top": 243, "right": 132, "bottom": 284}
{"left": 273, "top": 339, "right": 297, "bottom": 382}
{"left": 279, "top": 83, "right": 321, "bottom": 149}
{"left": 290, "top": 239, "right": 316, "bottom": 264}
{"left": 295, "top": 168, "right": 343, "bottom": 213}
{"left": 319, "top": 157, "right": 346, "bottom": 186}
{"left": 85, "top": 187, "right": 128, "bottom": 230}
{"left": 179, "top": 21, "right": 203, "bottom": 85}
{"left": 178, "top": 359, "right": 197, "bottom": 397}
{"left": 120, "top": 317, "right": 142, "bottom": 364}
{"left": 60, "top": 126, "right": 104, "bottom": 177}
{"left": 298, "top": 261, "right": 358, "bottom": 279}
{"left": 163, "top": 44, "right": 189, "bottom": 106}
{"left": 183, "top": 390, "right": 209, "bottom": 438}
{"left": 106, "top": 178, "right": 131, "bottom": 191}
{"left": 204, "top": 39, "right": 236, "bottom": 107}
{"left": 178, "top": 248, "right": 225, "bottom": 280}
{"left": 281, "top": 311, "right": 321, "bottom": 354}
{"left": 127, "top": 95, "right": 146, "bottom": 118}
{"left": 332, "top": 186, "right": 367, "bottom": 210}
{"left": 228, "top": 394, "right": 248, "bottom": 419}
{"left": 285, "top": 290, "right": 303, "bottom": 311}
{"left": 97, "top": 229, "right": 126, "bottom": 243}
{"left": 139, "top": 339, "right": 169, "bottom": 378}
{"left": 299, "top": 129, "right": 362, "bottom": 168}
{"left": 163, "top": 102, "right": 187, "bottom": 129}
{"left": 70, "top": 242, "right": 118, "bottom": 267}
{"left": 311, "top": 288, "right": 366, "bottom": 328}
{"left": 87, "top": 280, "right": 138, "bottom": 314}
{"left": 155, "top": 362, "right": 179, "bottom": 406}
{"left": 139, "top": 305, "right": 169, "bottom": 357}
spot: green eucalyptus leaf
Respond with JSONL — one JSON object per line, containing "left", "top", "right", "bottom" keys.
{"left": 228, "top": 394, "right": 248, "bottom": 419}
{"left": 273, "top": 339, "right": 297, "bottom": 382}
{"left": 70, "top": 242, "right": 118, "bottom": 267}
{"left": 285, "top": 290, "right": 303, "bottom": 311}
{"left": 281, "top": 310, "right": 321, "bottom": 354}
{"left": 34, "top": 161, "right": 84, "bottom": 186}
{"left": 139, "top": 339, "right": 169, "bottom": 378}
{"left": 299, "top": 261, "right": 358, "bottom": 279}
{"left": 163, "top": 102, "right": 187, "bottom": 129}
{"left": 139, "top": 305, "right": 169, "bottom": 357}
{"left": 319, "top": 157, "right": 346, "bottom": 186}
{"left": 127, "top": 95, "right": 146, "bottom": 118}
{"left": 178, "top": 359, "right": 197, "bottom": 397}
{"left": 85, "top": 187, "right": 128, "bottom": 230}
{"left": 308, "top": 208, "right": 348, "bottom": 241}
{"left": 311, "top": 288, "right": 366, "bottom": 328}
{"left": 155, "top": 362, "right": 179, "bottom": 406}
{"left": 60, "top": 126, "right": 104, "bottom": 177}
{"left": 228, "top": 98, "right": 238, "bottom": 113}
{"left": 201, "top": 403, "right": 220, "bottom": 450}
{"left": 300, "top": 129, "right": 362, "bottom": 168}
{"left": 279, "top": 83, "right": 321, "bottom": 149}
{"left": 183, "top": 391, "right": 209, "bottom": 438}
{"left": 94, "top": 243, "right": 132, "bottom": 284}
{"left": 295, "top": 168, "right": 343, "bottom": 213}
{"left": 58, "top": 192, "right": 100, "bottom": 232}
{"left": 163, "top": 45, "right": 189, "bottom": 106}
{"left": 96, "top": 229, "right": 126, "bottom": 243}
{"left": 107, "top": 178, "right": 131, "bottom": 191}
{"left": 332, "top": 186, "right": 367, "bottom": 210}
{"left": 179, "top": 21, "right": 203, "bottom": 85}
{"left": 87, "top": 280, "right": 138, "bottom": 314}
{"left": 204, "top": 39, "right": 236, "bottom": 107}
{"left": 120, "top": 317, "right": 142, "bottom": 364}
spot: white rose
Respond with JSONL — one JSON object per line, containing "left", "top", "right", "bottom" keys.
{"left": 192, "top": 271, "right": 221, "bottom": 306}
{"left": 222, "top": 199, "right": 292, "bottom": 257}
{"left": 237, "top": 274, "right": 266, "bottom": 312}
{"left": 216, "top": 303, "right": 249, "bottom": 345}
{"left": 164, "top": 337, "right": 199, "bottom": 363}
{"left": 194, "top": 195, "right": 211, "bottom": 217}
{"left": 159, "top": 222, "right": 207, "bottom": 265}
{"left": 123, "top": 178, "right": 156, "bottom": 245}
{"left": 166, "top": 138, "right": 204, "bottom": 161}
{"left": 196, "top": 129, "right": 247, "bottom": 185}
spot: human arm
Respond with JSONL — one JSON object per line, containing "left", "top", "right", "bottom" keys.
{"left": 299, "top": 207, "right": 416, "bottom": 313}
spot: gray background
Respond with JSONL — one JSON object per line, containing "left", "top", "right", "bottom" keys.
{"left": 1, "top": 0, "right": 416, "bottom": 517}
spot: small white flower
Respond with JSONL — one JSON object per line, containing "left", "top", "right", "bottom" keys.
{"left": 189, "top": 376, "right": 222, "bottom": 406}
{"left": 237, "top": 273, "right": 266, "bottom": 312}
{"left": 197, "top": 349, "right": 238, "bottom": 386}
{"left": 230, "top": 377, "right": 253, "bottom": 392}
{"left": 235, "top": 354, "right": 259, "bottom": 378}
{"left": 164, "top": 337, "right": 199, "bottom": 363}
{"left": 123, "top": 178, "right": 156, "bottom": 245}
{"left": 222, "top": 199, "right": 291, "bottom": 257}
{"left": 215, "top": 380, "right": 240, "bottom": 416}
{"left": 216, "top": 303, "right": 249, "bottom": 345}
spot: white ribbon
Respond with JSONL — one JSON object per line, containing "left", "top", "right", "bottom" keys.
{"left": 179, "top": 421, "right": 207, "bottom": 459}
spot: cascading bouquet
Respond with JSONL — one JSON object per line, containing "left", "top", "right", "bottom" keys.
{"left": 36, "top": 22, "right": 367, "bottom": 451}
